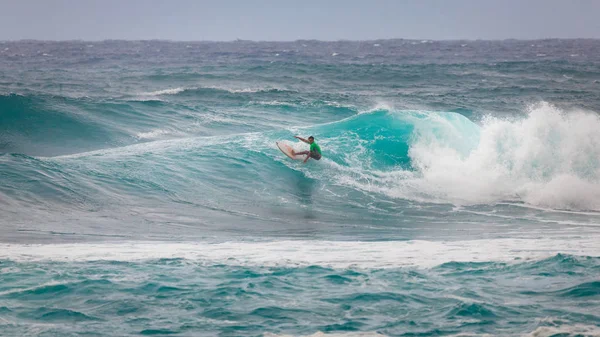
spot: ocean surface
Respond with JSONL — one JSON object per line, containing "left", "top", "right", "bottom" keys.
{"left": 1, "top": 39, "right": 600, "bottom": 337}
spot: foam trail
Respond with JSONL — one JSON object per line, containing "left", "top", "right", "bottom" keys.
{"left": 2, "top": 238, "right": 599, "bottom": 268}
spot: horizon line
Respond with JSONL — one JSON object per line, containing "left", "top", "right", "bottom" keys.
{"left": 2, "top": 37, "right": 600, "bottom": 43}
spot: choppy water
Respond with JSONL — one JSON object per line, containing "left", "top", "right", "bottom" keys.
{"left": 1, "top": 39, "right": 600, "bottom": 336}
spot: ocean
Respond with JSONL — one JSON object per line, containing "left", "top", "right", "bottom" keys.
{"left": 1, "top": 39, "right": 600, "bottom": 336}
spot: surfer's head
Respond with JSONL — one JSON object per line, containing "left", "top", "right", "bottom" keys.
{"left": 308, "top": 136, "right": 314, "bottom": 143}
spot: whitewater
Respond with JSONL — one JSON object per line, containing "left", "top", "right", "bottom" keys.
{"left": 1, "top": 39, "right": 600, "bottom": 336}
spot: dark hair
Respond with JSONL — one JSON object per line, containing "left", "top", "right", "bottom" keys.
{"left": 308, "top": 136, "right": 314, "bottom": 140}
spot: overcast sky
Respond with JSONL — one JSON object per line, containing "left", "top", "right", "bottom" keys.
{"left": 1, "top": 0, "right": 599, "bottom": 41}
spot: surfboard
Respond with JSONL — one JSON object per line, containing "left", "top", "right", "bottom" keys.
{"left": 276, "top": 141, "right": 304, "bottom": 160}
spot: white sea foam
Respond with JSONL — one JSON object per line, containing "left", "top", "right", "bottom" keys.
{"left": 323, "top": 101, "right": 355, "bottom": 109}
{"left": 138, "top": 85, "right": 285, "bottom": 98}
{"left": 250, "top": 100, "right": 295, "bottom": 107}
{"left": 142, "top": 88, "right": 186, "bottom": 96}
{"left": 1, "top": 237, "right": 598, "bottom": 267}
{"left": 526, "top": 323, "right": 600, "bottom": 337}
{"left": 135, "top": 129, "right": 174, "bottom": 140}
{"left": 128, "top": 96, "right": 165, "bottom": 102}
{"left": 205, "top": 85, "right": 286, "bottom": 93}
{"left": 409, "top": 103, "right": 600, "bottom": 210}
{"left": 337, "top": 103, "right": 600, "bottom": 211}
{"left": 265, "top": 332, "right": 386, "bottom": 337}
{"left": 225, "top": 87, "right": 279, "bottom": 93}
{"left": 221, "top": 87, "right": 262, "bottom": 93}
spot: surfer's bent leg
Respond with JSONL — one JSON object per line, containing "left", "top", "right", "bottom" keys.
{"left": 294, "top": 150, "right": 309, "bottom": 156}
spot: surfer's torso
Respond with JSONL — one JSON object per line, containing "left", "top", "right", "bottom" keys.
{"left": 309, "top": 142, "right": 322, "bottom": 160}
{"left": 310, "top": 142, "right": 321, "bottom": 155}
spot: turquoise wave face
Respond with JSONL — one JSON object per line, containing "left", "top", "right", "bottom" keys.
{"left": 0, "top": 90, "right": 359, "bottom": 157}
{"left": 2, "top": 104, "right": 600, "bottom": 244}
{"left": 1, "top": 108, "right": 483, "bottom": 240}
{"left": 0, "top": 107, "right": 480, "bottom": 213}
{"left": 310, "top": 108, "right": 481, "bottom": 170}
{"left": 0, "top": 94, "right": 122, "bottom": 156}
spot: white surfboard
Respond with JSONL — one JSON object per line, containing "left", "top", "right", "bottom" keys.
{"left": 276, "top": 141, "right": 304, "bottom": 160}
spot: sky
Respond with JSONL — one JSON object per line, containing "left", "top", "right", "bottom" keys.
{"left": 1, "top": 0, "right": 599, "bottom": 41}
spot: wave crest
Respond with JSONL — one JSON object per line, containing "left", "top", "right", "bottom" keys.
{"left": 408, "top": 103, "right": 600, "bottom": 209}
{"left": 315, "top": 103, "right": 600, "bottom": 211}
{"left": 139, "top": 86, "right": 291, "bottom": 97}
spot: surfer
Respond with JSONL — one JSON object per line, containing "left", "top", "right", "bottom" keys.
{"left": 292, "top": 135, "right": 322, "bottom": 163}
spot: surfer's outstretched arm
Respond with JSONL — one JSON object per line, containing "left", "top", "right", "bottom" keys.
{"left": 294, "top": 136, "right": 310, "bottom": 144}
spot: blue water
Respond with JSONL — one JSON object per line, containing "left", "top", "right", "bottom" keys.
{"left": 1, "top": 39, "right": 600, "bottom": 337}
